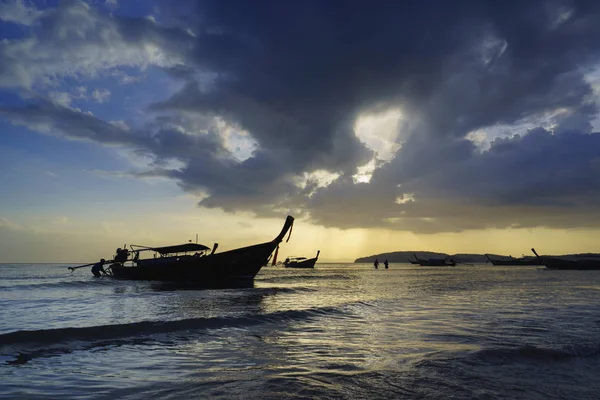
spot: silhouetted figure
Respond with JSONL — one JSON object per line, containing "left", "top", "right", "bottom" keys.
{"left": 374, "top": 258, "right": 379, "bottom": 269}
{"left": 91, "top": 259, "right": 107, "bottom": 277}
{"left": 384, "top": 260, "right": 389, "bottom": 269}
{"left": 114, "top": 248, "right": 129, "bottom": 263}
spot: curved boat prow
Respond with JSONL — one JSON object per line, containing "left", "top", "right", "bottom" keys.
{"left": 274, "top": 216, "right": 295, "bottom": 243}
{"left": 316, "top": 250, "right": 320, "bottom": 259}
{"left": 531, "top": 248, "right": 540, "bottom": 259}
{"left": 103, "top": 215, "right": 297, "bottom": 284}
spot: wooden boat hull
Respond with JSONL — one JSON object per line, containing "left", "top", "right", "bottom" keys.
{"left": 487, "top": 259, "right": 540, "bottom": 266}
{"left": 541, "top": 258, "right": 600, "bottom": 270}
{"left": 412, "top": 254, "right": 455, "bottom": 266}
{"left": 284, "top": 257, "right": 317, "bottom": 269}
{"left": 485, "top": 255, "right": 540, "bottom": 266}
{"left": 110, "top": 242, "right": 275, "bottom": 283}
{"left": 110, "top": 216, "right": 294, "bottom": 284}
{"left": 417, "top": 261, "right": 456, "bottom": 267}
{"left": 531, "top": 248, "right": 600, "bottom": 270}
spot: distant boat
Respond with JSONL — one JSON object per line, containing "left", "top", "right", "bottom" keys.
{"left": 531, "top": 248, "right": 600, "bottom": 270}
{"left": 408, "top": 258, "right": 419, "bottom": 265}
{"left": 413, "top": 253, "right": 456, "bottom": 267}
{"left": 284, "top": 250, "right": 320, "bottom": 269}
{"left": 485, "top": 254, "right": 540, "bottom": 266}
{"left": 101, "top": 215, "right": 295, "bottom": 284}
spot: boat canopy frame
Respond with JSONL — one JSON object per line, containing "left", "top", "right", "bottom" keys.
{"left": 130, "top": 243, "right": 211, "bottom": 256}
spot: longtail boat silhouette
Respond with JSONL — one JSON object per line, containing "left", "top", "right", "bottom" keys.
{"left": 284, "top": 250, "right": 320, "bottom": 268}
{"left": 69, "top": 216, "right": 295, "bottom": 284}
{"left": 412, "top": 253, "right": 456, "bottom": 267}
{"left": 485, "top": 254, "right": 540, "bottom": 266}
{"left": 531, "top": 248, "right": 600, "bottom": 270}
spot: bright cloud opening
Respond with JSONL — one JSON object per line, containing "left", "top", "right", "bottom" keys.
{"left": 354, "top": 108, "right": 403, "bottom": 161}
{"left": 465, "top": 107, "right": 577, "bottom": 151}
{"left": 214, "top": 118, "right": 258, "bottom": 162}
{"left": 395, "top": 193, "right": 416, "bottom": 204}
{"left": 295, "top": 170, "right": 341, "bottom": 196}
{"left": 352, "top": 159, "right": 377, "bottom": 183}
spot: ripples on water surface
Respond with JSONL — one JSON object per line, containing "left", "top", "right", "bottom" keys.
{"left": 2, "top": 263, "right": 600, "bottom": 399}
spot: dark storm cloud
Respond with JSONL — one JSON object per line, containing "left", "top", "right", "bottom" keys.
{"left": 148, "top": 0, "right": 600, "bottom": 227}
{"left": 0, "top": 98, "right": 309, "bottom": 216}
{"left": 424, "top": 129, "right": 600, "bottom": 209}
{"left": 4, "top": 0, "right": 600, "bottom": 231}
{"left": 309, "top": 128, "right": 600, "bottom": 232}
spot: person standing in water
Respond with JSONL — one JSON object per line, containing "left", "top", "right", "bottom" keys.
{"left": 384, "top": 260, "right": 389, "bottom": 269}
{"left": 374, "top": 259, "right": 379, "bottom": 269}
{"left": 91, "top": 259, "right": 107, "bottom": 277}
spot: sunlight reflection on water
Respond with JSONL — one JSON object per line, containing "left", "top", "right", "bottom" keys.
{"left": 2, "top": 263, "right": 600, "bottom": 399}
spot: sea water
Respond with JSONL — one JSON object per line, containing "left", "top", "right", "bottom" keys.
{"left": 1, "top": 263, "right": 600, "bottom": 399}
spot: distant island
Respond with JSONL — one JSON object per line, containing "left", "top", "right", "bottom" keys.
{"left": 354, "top": 251, "right": 600, "bottom": 264}
{"left": 354, "top": 251, "right": 489, "bottom": 263}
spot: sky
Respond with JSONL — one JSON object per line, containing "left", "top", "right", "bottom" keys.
{"left": 2, "top": 0, "right": 600, "bottom": 263}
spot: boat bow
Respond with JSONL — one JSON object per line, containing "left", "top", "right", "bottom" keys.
{"left": 274, "top": 215, "right": 294, "bottom": 243}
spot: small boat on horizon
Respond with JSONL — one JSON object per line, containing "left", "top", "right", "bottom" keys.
{"left": 71, "top": 216, "right": 295, "bottom": 285}
{"left": 485, "top": 254, "right": 540, "bottom": 266}
{"left": 412, "top": 253, "right": 456, "bottom": 267}
{"left": 531, "top": 248, "right": 600, "bottom": 270}
{"left": 284, "top": 250, "right": 320, "bottom": 269}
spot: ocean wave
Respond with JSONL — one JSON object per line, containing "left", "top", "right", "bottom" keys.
{"left": 470, "top": 343, "right": 600, "bottom": 364}
{"left": 0, "top": 279, "right": 320, "bottom": 292}
{"left": 0, "top": 279, "right": 117, "bottom": 291}
{"left": 0, "top": 305, "right": 348, "bottom": 349}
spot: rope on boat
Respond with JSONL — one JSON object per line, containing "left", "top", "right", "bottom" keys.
{"left": 286, "top": 220, "right": 293, "bottom": 243}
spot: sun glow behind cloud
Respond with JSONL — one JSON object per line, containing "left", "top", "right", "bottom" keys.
{"left": 352, "top": 159, "right": 377, "bottom": 184}
{"left": 213, "top": 118, "right": 258, "bottom": 162}
{"left": 352, "top": 108, "right": 403, "bottom": 183}
{"left": 295, "top": 170, "right": 341, "bottom": 196}
{"left": 354, "top": 108, "right": 403, "bottom": 161}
